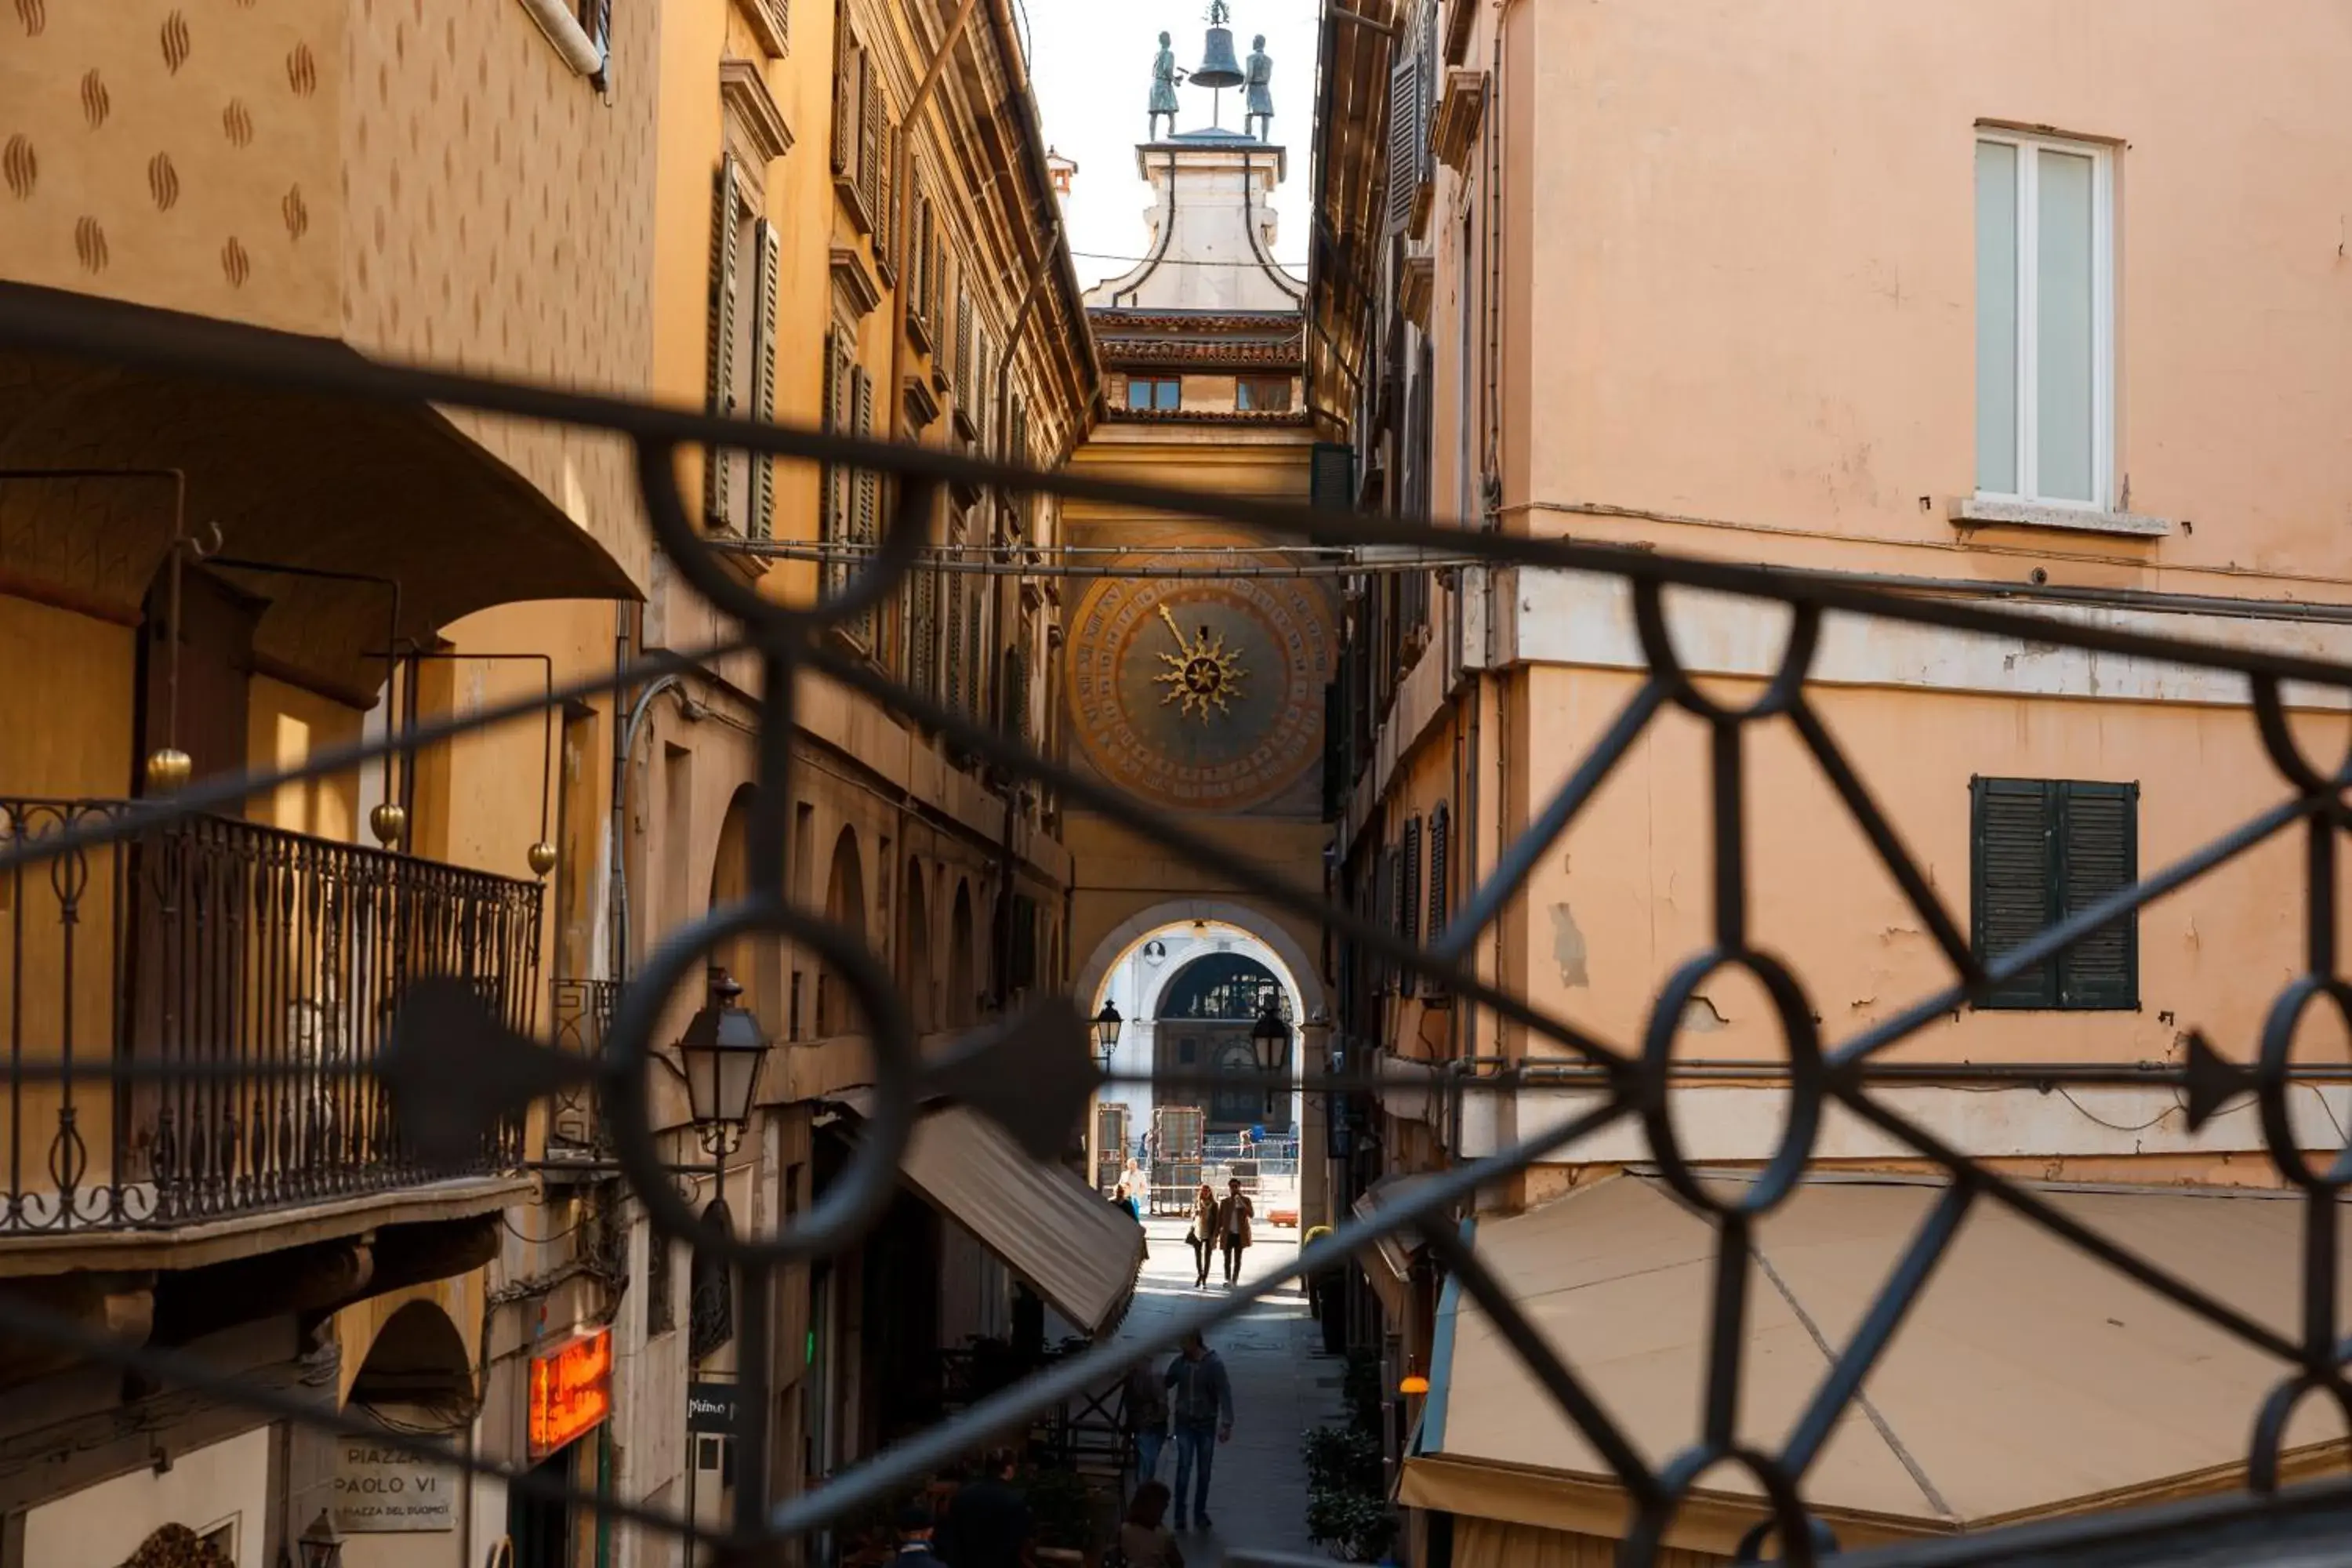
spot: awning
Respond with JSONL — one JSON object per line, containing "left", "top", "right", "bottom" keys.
{"left": 1404, "top": 1171, "right": 2352, "bottom": 1558}
{"left": 1352, "top": 1171, "right": 1437, "bottom": 1326}
{"left": 830, "top": 1091, "right": 1145, "bottom": 1338}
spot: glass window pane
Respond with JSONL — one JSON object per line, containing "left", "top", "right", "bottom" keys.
{"left": 1127, "top": 379, "right": 1151, "bottom": 411}
{"left": 1156, "top": 379, "right": 1180, "bottom": 411}
{"left": 1974, "top": 140, "right": 2020, "bottom": 495}
{"left": 2036, "top": 148, "right": 2097, "bottom": 503}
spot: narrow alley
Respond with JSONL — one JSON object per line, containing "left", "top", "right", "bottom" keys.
{"left": 1112, "top": 1218, "right": 1344, "bottom": 1566}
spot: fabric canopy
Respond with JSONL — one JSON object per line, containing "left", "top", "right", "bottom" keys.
{"left": 1405, "top": 1171, "right": 2352, "bottom": 1556}
{"left": 831, "top": 1091, "right": 1145, "bottom": 1337}
{"left": 1352, "top": 1171, "right": 1438, "bottom": 1326}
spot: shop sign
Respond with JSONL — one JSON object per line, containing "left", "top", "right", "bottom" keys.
{"left": 333, "top": 1442, "right": 457, "bottom": 1533}
{"left": 688, "top": 1381, "right": 739, "bottom": 1434}
{"left": 528, "top": 1326, "right": 613, "bottom": 1457}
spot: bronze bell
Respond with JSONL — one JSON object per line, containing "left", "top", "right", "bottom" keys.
{"left": 1193, "top": 24, "right": 1244, "bottom": 89}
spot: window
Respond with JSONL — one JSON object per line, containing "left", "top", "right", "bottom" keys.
{"left": 646, "top": 1220, "right": 676, "bottom": 1336}
{"left": 1975, "top": 130, "right": 2112, "bottom": 508}
{"left": 704, "top": 156, "right": 781, "bottom": 539}
{"left": 1126, "top": 377, "right": 1181, "bottom": 412}
{"left": 1970, "top": 776, "right": 2138, "bottom": 1010}
{"left": 1236, "top": 375, "right": 1293, "bottom": 412}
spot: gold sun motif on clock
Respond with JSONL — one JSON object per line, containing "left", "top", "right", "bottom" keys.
{"left": 1152, "top": 604, "right": 1247, "bottom": 722}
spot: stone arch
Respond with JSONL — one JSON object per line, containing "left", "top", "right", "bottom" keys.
{"left": 708, "top": 785, "right": 780, "bottom": 1032}
{"left": 819, "top": 827, "right": 867, "bottom": 1037}
{"left": 949, "top": 878, "right": 978, "bottom": 1028}
{"left": 345, "top": 1298, "right": 477, "bottom": 1421}
{"left": 902, "top": 859, "right": 933, "bottom": 1033}
{"left": 1075, "top": 898, "right": 1328, "bottom": 1024}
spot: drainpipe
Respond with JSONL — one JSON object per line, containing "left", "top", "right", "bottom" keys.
{"left": 886, "top": 0, "right": 985, "bottom": 447}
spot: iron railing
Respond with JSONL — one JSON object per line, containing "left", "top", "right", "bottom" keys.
{"left": 0, "top": 797, "right": 540, "bottom": 1231}
{"left": 8, "top": 280, "right": 2352, "bottom": 1565}
{"left": 549, "top": 976, "right": 622, "bottom": 1158}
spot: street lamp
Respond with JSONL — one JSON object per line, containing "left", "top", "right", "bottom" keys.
{"left": 1251, "top": 993, "right": 1290, "bottom": 1117}
{"left": 295, "top": 1511, "right": 343, "bottom": 1568}
{"left": 1091, "top": 1000, "right": 1124, "bottom": 1072}
{"left": 677, "top": 967, "right": 768, "bottom": 1156}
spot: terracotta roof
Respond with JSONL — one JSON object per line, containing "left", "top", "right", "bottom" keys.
{"left": 1098, "top": 339, "right": 1305, "bottom": 369}
{"left": 1104, "top": 407, "right": 1312, "bottom": 426}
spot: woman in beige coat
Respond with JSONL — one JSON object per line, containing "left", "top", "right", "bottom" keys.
{"left": 1188, "top": 1182, "right": 1219, "bottom": 1288}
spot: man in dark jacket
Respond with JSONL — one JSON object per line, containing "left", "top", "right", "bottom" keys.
{"left": 1163, "top": 1331, "right": 1234, "bottom": 1531}
{"left": 938, "top": 1449, "right": 1033, "bottom": 1568}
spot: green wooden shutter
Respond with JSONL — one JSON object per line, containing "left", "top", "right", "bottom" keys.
{"left": 703, "top": 158, "right": 742, "bottom": 526}
{"left": 1971, "top": 776, "right": 2058, "bottom": 1009}
{"left": 852, "top": 365, "right": 877, "bottom": 648}
{"left": 859, "top": 56, "right": 884, "bottom": 228}
{"left": 2058, "top": 781, "right": 2138, "bottom": 1009}
{"left": 830, "top": 9, "right": 855, "bottom": 176}
{"left": 750, "top": 219, "right": 781, "bottom": 541}
{"left": 1426, "top": 801, "right": 1451, "bottom": 1000}
{"left": 1385, "top": 54, "right": 1421, "bottom": 233}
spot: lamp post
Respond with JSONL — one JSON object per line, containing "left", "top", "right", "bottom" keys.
{"left": 676, "top": 967, "right": 769, "bottom": 1158}
{"left": 294, "top": 1511, "right": 343, "bottom": 1568}
{"left": 1091, "top": 1000, "right": 1124, "bottom": 1073}
{"left": 1250, "top": 992, "right": 1290, "bottom": 1120}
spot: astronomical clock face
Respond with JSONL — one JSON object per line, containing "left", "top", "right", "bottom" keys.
{"left": 1067, "top": 552, "right": 1337, "bottom": 815}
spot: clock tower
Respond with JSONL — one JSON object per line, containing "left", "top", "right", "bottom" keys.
{"left": 1062, "top": 21, "right": 1337, "bottom": 1207}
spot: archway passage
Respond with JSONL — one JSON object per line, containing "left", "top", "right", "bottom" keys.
{"left": 1084, "top": 910, "right": 1316, "bottom": 1221}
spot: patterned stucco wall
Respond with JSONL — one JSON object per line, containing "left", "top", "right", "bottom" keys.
{"left": 0, "top": 0, "right": 346, "bottom": 332}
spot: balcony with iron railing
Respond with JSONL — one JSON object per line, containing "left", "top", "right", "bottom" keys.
{"left": 0, "top": 799, "right": 543, "bottom": 1242}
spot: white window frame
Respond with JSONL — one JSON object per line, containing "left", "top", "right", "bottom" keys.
{"left": 1974, "top": 127, "right": 2114, "bottom": 512}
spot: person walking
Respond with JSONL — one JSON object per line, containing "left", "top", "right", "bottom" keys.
{"left": 1214, "top": 1178, "right": 1254, "bottom": 1286}
{"left": 1116, "top": 1483, "right": 1185, "bottom": 1568}
{"left": 1163, "top": 1331, "right": 1233, "bottom": 1531}
{"left": 1187, "top": 1181, "right": 1219, "bottom": 1288}
{"left": 1123, "top": 1354, "right": 1171, "bottom": 1486}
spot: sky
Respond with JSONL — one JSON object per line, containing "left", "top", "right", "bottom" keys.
{"left": 1018, "top": 0, "right": 1323, "bottom": 292}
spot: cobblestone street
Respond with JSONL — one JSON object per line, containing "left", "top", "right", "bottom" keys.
{"left": 1112, "top": 1217, "right": 1344, "bottom": 1566}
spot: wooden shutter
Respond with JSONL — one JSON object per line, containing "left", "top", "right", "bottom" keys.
{"left": 1971, "top": 777, "right": 2058, "bottom": 1009}
{"left": 954, "top": 289, "right": 973, "bottom": 408}
{"left": 964, "top": 581, "right": 984, "bottom": 727}
{"left": 859, "top": 56, "right": 884, "bottom": 227}
{"left": 876, "top": 118, "right": 897, "bottom": 267}
{"left": 704, "top": 157, "right": 743, "bottom": 526}
{"left": 830, "top": 8, "right": 855, "bottom": 175}
{"left": 1400, "top": 815, "right": 1424, "bottom": 996}
{"left": 2058, "top": 781, "right": 2138, "bottom": 1009}
{"left": 1385, "top": 55, "right": 1421, "bottom": 232}
{"left": 851, "top": 365, "right": 877, "bottom": 647}
{"left": 943, "top": 551, "right": 966, "bottom": 715}
{"left": 750, "top": 219, "right": 781, "bottom": 540}
{"left": 1426, "top": 801, "right": 1451, "bottom": 998}
{"left": 912, "top": 567, "right": 938, "bottom": 699}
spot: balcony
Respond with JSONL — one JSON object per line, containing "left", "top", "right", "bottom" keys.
{"left": 0, "top": 800, "right": 541, "bottom": 1246}
{"left": 546, "top": 976, "right": 621, "bottom": 1160}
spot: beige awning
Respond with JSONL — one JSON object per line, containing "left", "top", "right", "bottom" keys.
{"left": 832, "top": 1092, "right": 1145, "bottom": 1337}
{"left": 1404, "top": 1171, "right": 2352, "bottom": 1558}
{"left": 1352, "top": 1172, "right": 1438, "bottom": 1325}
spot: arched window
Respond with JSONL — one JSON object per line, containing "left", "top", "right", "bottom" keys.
{"left": 1156, "top": 953, "right": 1289, "bottom": 1022}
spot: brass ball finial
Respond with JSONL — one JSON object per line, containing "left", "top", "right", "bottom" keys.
{"left": 368, "top": 802, "right": 408, "bottom": 847}
{"left": 527, "top": 841, "right": 558, "bottom": 878}
{"left": 144, "top": 748, "right": 193, "bottom": 793}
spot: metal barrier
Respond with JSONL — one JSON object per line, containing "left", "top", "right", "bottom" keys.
{"left": 8, "top": 282, "right": 2352, "bottom": 1564}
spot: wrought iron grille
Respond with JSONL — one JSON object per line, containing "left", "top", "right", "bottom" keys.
{"left": 7, "top": 279, "right": 2352, "bottom": 1566}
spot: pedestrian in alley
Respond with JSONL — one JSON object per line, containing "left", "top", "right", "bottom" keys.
{"left": 1123, "top": 1352, "right": 1171, "bottom": 1486}
{"left": 938, "top": 1449, "right": 1033, "bottom": 1568}
{"left": 1187, "top": 1181, "right": 1220, "bottom": 1288}
{"left": 1215, "top": 1177, "right": 1255, "bottom": 1286}
{"left": 1116, "top": 1482, "right": 1185, "bottom": 1568}
{"left": 1163, "top": 1330, "right": 1234, "bottom": 1532}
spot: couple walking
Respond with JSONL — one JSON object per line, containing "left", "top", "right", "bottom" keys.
{"left": 1185, "top": 1178, "right": 1254, "bottom": 1287}
{"left": 1123, "top": 1331, "right": 1234, "bottom": 1537}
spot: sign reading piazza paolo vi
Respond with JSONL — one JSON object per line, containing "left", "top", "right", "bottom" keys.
{"left": 1066, "top": 539, "right": 1337, "bottom": 816}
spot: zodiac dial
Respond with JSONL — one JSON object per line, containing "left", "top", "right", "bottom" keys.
{"left": 1067, "top": 562, "right": 1336, "bottom": 815}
